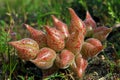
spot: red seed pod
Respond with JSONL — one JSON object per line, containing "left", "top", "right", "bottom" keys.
{"left": 9, "top": 38, "right": 39, "bottom": 61}
{"left": 69, "top": 8, "right": 86, "bottom": 35}
{"left": 66, "top": 29, "right": 84, "bottom": 55}
{"left": 45, "top": 26, "right": 65, "bottom": 51}
{"left": 51, "top": 15, "right": 70, "bottom": 38}
{"left": 31, "top": 47, "right": 56, "bottom": 69}
{"left": 55, "top": 49, "right": 75, "bottom": 69}
{"left": 81, "top": 42, "right": 95, "bottom": 59}
{"left": 93, "top": 27, "right": 112, "bottom": 41}
{"left": 84, "top": 11, "right": 96, "bottom": 29}
{"left": 71, "top": 54, "right": 88, "bottom": 78}
{"left": 81, "top": 38, "right": 103, "bottom": 59}
{"left": 86, "top": 38, "right": 103, "bottom": 47}
{"left": 24, "top": 24, "right": 47, "bottom": 48}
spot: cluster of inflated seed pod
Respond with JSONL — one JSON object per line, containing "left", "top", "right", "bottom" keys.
{"left": 9, "top": 8, "right": 112, "bottom": 78}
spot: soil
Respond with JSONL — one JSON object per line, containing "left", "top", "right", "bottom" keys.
{"left": 83, "top": 56, "right": 120, "bottom": 80}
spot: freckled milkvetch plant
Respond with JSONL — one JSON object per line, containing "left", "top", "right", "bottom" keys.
{"left": 9, "top": 8, "right": 112, "bottom": 78}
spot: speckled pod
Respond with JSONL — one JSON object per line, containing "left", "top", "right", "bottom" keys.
{"left": 31, "top": 47, "right": 56, "bottom": 69}
{"left": 84, "top": 11, "right": 97, "bottom": 37}
{"left": 66, "top": 29, "right": 84, "bottom": 55}
{"left": 71, "top": 54, "right": 88, "bottom": 78}
{"left": 51, "top": 15, "right": 70, "bottom": 38}
{"left": 9, "top": 38, "right": 39, "bottom": 61}
{"left": 55, "top": 49, "right": 75, "bottom": 69}
{"left": 45, "top": 26, "right": 65, "bottom": 51}
{"left": 93, "top": 27, "right": 112, "bottom": 41}
{"left": 84, "top": 11, "right": 96, "bottom": 29}
{"left": 81, "top": 38, "right": 103, "bottom": 59}
{"left": 69, "top": 8, "right": 86, "bottom": 35}
{"left": 24, "top": 24, "right": 47, "bottom": 48}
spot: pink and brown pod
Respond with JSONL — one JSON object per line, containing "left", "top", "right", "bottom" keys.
{"left": 45, "top": 26, "right": 65, "bottom": 51}
{"left": 31, "top": 47, "right": 56, "bottom": 69}
{"left": 66, "top": 29, "right": 84, "bottom": 55}
{"left": 55, "top": 49, "right": 75, "bottom": 69}
{"left": 69, "top": 8, "right": 86, "bottom": 35}
{"left": 81, "top": 38, "right": 103, "bottom": 59}
{"left": 51, "top": 15, "right": 70, "bottom": 38}
{"left": 84, "top": 11, "right": 96, "bottom": 37}
{"left": 93, "top": 26, "right": 112, "bottom": 41}
{"left": 71, "top": 54, "right": 88, "bottom": 78}
{"left": 84, "top": 11, "right": 96, "bottom": 29}
{"left": 24, "top": 24, "right": 47, "bottom": 48}
{"left": 9, "top": 38, "right": 39, "bottom": 61}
